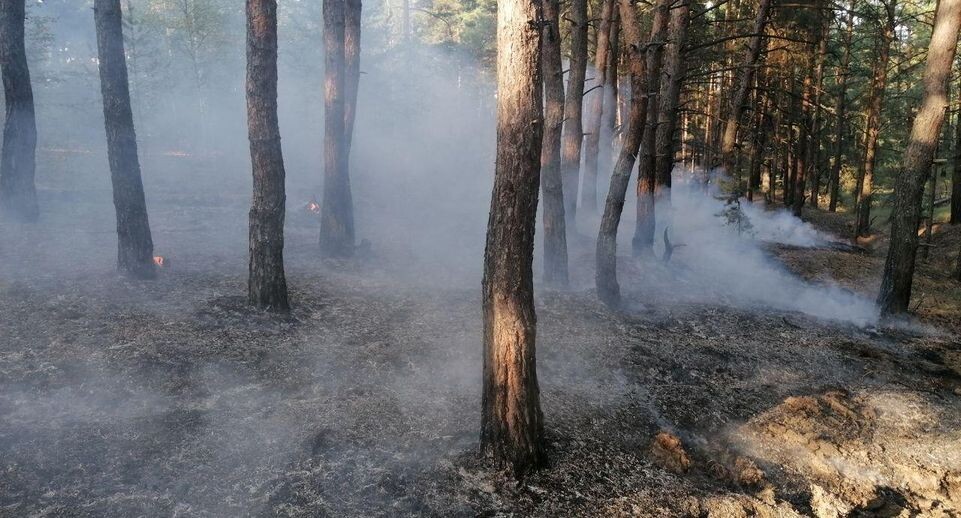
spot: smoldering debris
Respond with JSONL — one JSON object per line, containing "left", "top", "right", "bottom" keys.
{"left": 600, "top": 174, "right": 881, "bottom": 327}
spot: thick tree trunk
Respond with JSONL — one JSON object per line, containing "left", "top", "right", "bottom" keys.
{"left": 581, "top": 0, "right": 615, "bottom": 214}
{"left": 878, "top": 0, "right": 961, "bottom": 315}
{"left": 596, "top": 0, "right": 649, "bottom": 306}
{"left": 718, "top": 0, "right": 771, "bottom": 178}
{"left": 560, "top": 0, "right": 588, "bottom": 228}
{"left": 320, "top": 0, "right": 355, "bottom": 257}
{"left": 540, "top": 0, "right": 569, "bottom": 287}
{"left": 344, "top": 0, "right": 361, "bottom": 153}
{"left": 94, "top": 0, "right": 155, "bottom": 279}
{"left": 246, "top": 0, "right": 289, "bottom": 312}
{"left": 855, "top": 1, "right": 895, "bottom": 238}
{"left": 0, "top": 0, "right": 37, "bottom": 222}
{"left": 829, "top": 2, "right": 855, "bottom": 212}
{"left": 653, "top": 3, "right": 690, "bottom": 194}
{"left": 630, "top": 0, "right": 669, "bottom": 257}
{"left": 481, "top": 0, "right": 545, "bottom": 476}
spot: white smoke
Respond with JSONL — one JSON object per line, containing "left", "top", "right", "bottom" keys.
{"left": 607, "top": 167, "right": 880, "bottom": 327}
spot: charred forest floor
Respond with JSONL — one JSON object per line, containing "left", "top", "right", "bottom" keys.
{"left": 3, "top": 160, "right": 961, "bottom": 517}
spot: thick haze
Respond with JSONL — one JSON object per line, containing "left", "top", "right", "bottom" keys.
{"left": 4, "top": 0, "right": 882, "bottom": 325}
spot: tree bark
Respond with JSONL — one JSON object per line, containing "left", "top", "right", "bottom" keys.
{"left": 809, "top": 9, "right": 829, "bottom": 208}
{"left": 630, "top": 0, "right": 669, "bottom": 257}
{"left": 878, "top": 0, "right": 961, "bottom": 315}
{"left": 793, "top": 67, "right": 811, "bottom": 217}
{"left": 246, "top": 0, "right": 289, "bottom": 312}
{"left": 829, "top": 1, "right": 855, "bottom": 212}
{"left": 581, "top": 0, "right": 615, "bottom": 213}
{"left": 855, "top": 0, "right": 895, "bottom": 238}
{"left": 596, "top": 0, "right": 649, "bottom": 306}
{"left": 0, "top": 0, "right": 37, "bottom": 222}
{"left": 747, "top": 82, "right": 769, "bottom": 201}
{"left": 94, "top": 0, "right": 155, "bottom": 279}
{"left": 794, "top": 9, "right": 821, "bottom": 218}
{"left": 605, "top": 17, "right": 620, "bottom": 146}
{"left": 540, "top": 0, "right": 569, "bottom": 287}
{"left": 320, "top": 0, "right": 355, "bottom": 257}
{"left": 786, "top": 117, "right": 796, "bottom": 205}
{"left": 653, "top": 2, "right": 690, "bottom": 194}
{"left": 481, "top": 0, "right": 545, "bottom": 476}
{"left": 560, "top": 0, "right": 588, "bottom": 228}
{"left": 718, "top": 0, "right": 771, "bottom": 178}
{"left": 344, "top": 0, "right": 361, "bottom": 152}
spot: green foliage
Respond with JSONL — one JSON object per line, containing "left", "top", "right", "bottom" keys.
{"left": 717, "top": 191, "right": 755, "bottom": 236}
{"left": 412, "top": 0, "right": 496, "bottom": 63}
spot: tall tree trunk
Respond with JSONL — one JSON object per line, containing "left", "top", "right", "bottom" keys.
{"left": 630, "top": 0, "right": 669, "bottom": 257}
{"left": 793, "top": 112, "right": 806, "bottom": 216}
{"left": 0, "top": 0, "right": 37, "bottom": 222}
{"left": 855, "top": 0, "right": 896, "bottom": 238}
{"left": 320, "top": 0, "right": 355, "bottom": 257}
{"left": 718, "top": 0, "right": 771, "bottom": 177}
{"left": 878, "top": 0, "right": 961, "bottom": 315}
{"left": 786, "top": 120, "right": 796, "bottom": 205}
{"left": 246, "top": 0, "right": 289, "bottom": 312}
{"left": 768, "top": 81, "right": 785, "bottom": 202}
{"left": 596, "top": 0, "right": 648, "bottom": 306}
{"left": 481, "top": 0, "right": 545, "bottom": 476}
{"left": 581, "top": 0, "right": 615, "bottom": 213}
{"left": 653, "top": 2, "right": 691, "bottom": 194}
{"left": 782, "top": 71, "right": 796, "bottom": 206}
{"left": 561, "top": 0, "right": 588, "bottom": 228}
{"left": 794, "top": 24, "right": 818, "bottom": 217}
{"left": 605, "top": 18, "right": 620, "bottom": 146}
{"left": 703, "top": 73, "right": 715, "bottom": 177}
{"left": 540, "top": 0, "right": 569, "bottom": 287}
{"left": 748, "top": 82, "right": 769, "bottom": 201}
{"left": 344, "top": 0, "right": 361, "bottom": 153}
{"left": 829, "top": 1, "right": 855, "bottom": 212}
{"left": 94, "top": 0, "right": 155, "bottom": 279}
{"left": 809, "top": 8, "right": 829, "bottom": 208}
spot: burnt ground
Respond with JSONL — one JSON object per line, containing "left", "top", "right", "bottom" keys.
{"left": 2, "top": 155, "right": 961, "bottom": 517}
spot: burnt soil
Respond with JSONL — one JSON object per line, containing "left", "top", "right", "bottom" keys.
{"left": 2, "top": 157, "right": 961, "bottom": 517}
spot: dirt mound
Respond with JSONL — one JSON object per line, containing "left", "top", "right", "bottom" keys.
{"left": 734, "top": 389, "right": 961, "bottom": 517}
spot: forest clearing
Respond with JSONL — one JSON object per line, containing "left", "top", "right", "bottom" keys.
{"left": 3, "top": 0, "right": 961, "bottom": 516}
{"left": 2, "top": 151, "right": 960, "bottom": 516}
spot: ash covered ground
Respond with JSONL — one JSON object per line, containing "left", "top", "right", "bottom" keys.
{"left": 2, "top": 153, "right": 961, "bottom": 517}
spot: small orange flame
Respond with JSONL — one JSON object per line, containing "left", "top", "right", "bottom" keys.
{"left": 306, "top": 201, "right": 321, "bottom": 214}
{"left": 153, "top": 256, "right": 166, "bottom": 267}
